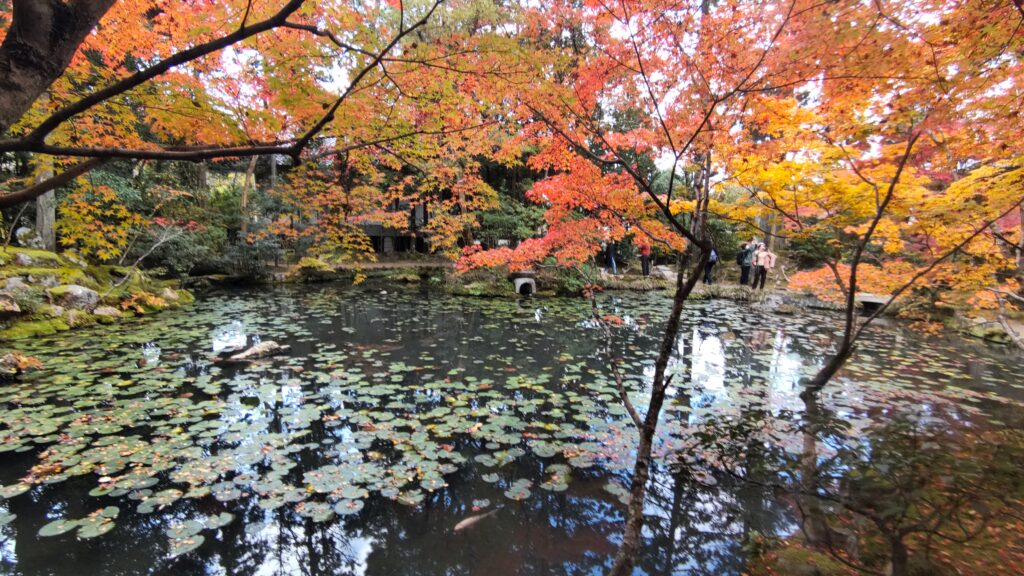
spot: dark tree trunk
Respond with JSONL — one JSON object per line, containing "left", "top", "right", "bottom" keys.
{"left": 1017, "top": 204, "right": 1023, "bottom": 297}
{"left": 0, "top": 0, "right": 117, "bottom": 132}
{"left": 33, "top": 152, "right": 56, "bottom": 250}
{"left": 799, "top": 394, "right": 831, "bottom": 545}
{"left": 241, "top": 156, "right": 257, "bottom": 236}
{"left": 801, "top": 345, "right": 855, "bottom": 399}
{"left": 608, "top": 251, "right": 707, "bottom": 576}
{"left": 889, "top": 535, "right": 908, "bottom": 576}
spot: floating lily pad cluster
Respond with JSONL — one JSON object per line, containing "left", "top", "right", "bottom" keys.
{"left": 38, "top": 507, "right": 119, "bottom": 539}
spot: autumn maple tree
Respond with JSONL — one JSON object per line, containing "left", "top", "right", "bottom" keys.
{"left": 454, "top": 0, "right": 1024, "bottom": 572}
{"left": 460, "top": 0, "right": 870, "bottom": 573}
{"left": 722, "top": 0, "right": 1024, "bottom": 390}
{"left": 0, "top": 0, "right": 469, "bottom": 208}
{"left": 2, "top": 1, "right": 1023, "bottom": 574}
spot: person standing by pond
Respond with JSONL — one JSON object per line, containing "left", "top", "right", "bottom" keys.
{"left": 703, "top": 246, "right": 718, "bottom": 284}
{"left": 737, "top": 242, "right": 755, "bottom": 286}
{"left": 752, "top": 243, "right": 776, "bottom": 290}
{"left": 639, "top": 242, "right": 651, "bottom": 277}
{"left": 605, "top": 241, "right": 618, "bottom": 275}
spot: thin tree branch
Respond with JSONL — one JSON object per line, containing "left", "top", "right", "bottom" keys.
{"left": 0, "top": 0, "right": 309, "bottom": 150}
{"left": 0, "top": 158, "right": 110, "bottom": 209}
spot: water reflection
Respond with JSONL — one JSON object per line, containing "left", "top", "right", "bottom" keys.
{"left": 212, "top": 320, "right": 247, "bottom": 354}
{"left": 0, "top": 285, "right": 1020, "bottom": 575}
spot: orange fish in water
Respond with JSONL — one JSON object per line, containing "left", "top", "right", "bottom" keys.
{"left": 453, "top": 507, "right": 500, "bottom": 532}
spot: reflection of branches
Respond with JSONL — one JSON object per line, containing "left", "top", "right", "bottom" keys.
{"left": 584, "top": 269, "right": 643, "bottom": 430}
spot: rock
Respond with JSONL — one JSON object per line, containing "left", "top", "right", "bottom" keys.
{"left": 774, "top": 303, "right": 800, "bottom": 315}
{"left": 34, "top": 275, "right": 59, "bottom": 288}
{"left": 0, "top": 293, "right": 21, "bottom": 318}
{"left": 967, "top": 322, "right": 1011, "bottom": 344}
{"left": 653, "top": 265, "right": 678, "bottom": 282}
{"left": 62, "top": 251, "right": 88, "bottom": 268}
{"left": 228, "top": 340, "right": 290, "bottom": 361}
{"left": 0, "top": 318, "right": 70, "bottom": 340}
{"left": 854, "top": 292, "right": 891, "bottom": 313}
{"left": 48, "top": 285, "right": 100, "bottom": 310}
{"left": 160, "top": 287, "right": 180, "bottom": 302}
{"left": 93, "top": 306, "right": 123, "bottom": 319}
{"left": 64, "top": 309, "right": 91, "bottom": 327}
{"left": 13, "top": 252, "right": 34, "bottom": 267}
{"left": 43, "top": 305, "right": 65, "bottom": 318}
{"left": 3, "top": 276, "right": 29, "bottom": 292}
{"left": 0, "top": 353, "right": 42, "bottom": 382}
{"left": 14, "top": 227, "right": 44, "bottom": 249}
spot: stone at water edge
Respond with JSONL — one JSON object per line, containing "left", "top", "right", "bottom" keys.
{"left": 228, "top": 341, "right": 290, "bottom": 361}
{"left": 92, "top": 306, "right": 123, "bottom": 319}
{"left": 47, "top": 285, "right": 99, "bottom": 310}
{"left": 160, "top": 287, "right": 181, "bottom": 302}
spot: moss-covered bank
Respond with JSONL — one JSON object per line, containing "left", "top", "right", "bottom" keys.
{"left": 0, "top": 247, "right": 193, "bottom": 341}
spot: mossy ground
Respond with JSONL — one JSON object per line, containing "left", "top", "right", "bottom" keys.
{"left": 0, "top": 247, "right": 192, "bottom": 341}
{"left": 0, "top": 318, "right": 71, "bottom": 340}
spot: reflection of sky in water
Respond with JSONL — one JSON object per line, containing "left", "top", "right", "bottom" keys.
{"left": 1, "top": 286, "right": 1021, "bottom": 576}
{"left": 211, "top": 320, "right": 247, "bottom": 353}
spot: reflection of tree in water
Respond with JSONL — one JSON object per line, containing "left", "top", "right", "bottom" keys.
{"left": 3, "top": 289, "right": 1022, "bottom": 575}
{"left": 631, "top": 461, "right": 791, "bottom": 576}
{"left": 679, "top": 387, "right": 1024, "bottom": 576}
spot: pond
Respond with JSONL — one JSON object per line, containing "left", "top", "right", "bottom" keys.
{"left": 0, "top": 283, "right": 1021, "bottom": 575}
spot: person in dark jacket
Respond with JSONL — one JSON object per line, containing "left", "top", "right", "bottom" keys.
{"left": 605, "top": 241, "right": 618, "bottom": 275}
{"left": 738, "top": 242, "right": 755, "bottom": 285}
{"left": 703, "top": 246, "right": 718, "bottom": 284}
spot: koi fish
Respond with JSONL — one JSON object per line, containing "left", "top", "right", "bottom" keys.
{"left": 453, "top": 507, "right": 500, "bottom": 532}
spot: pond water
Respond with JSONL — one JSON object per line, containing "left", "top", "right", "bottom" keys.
{"left": 0, "top": 283, "right": 1021, "bottom": 576}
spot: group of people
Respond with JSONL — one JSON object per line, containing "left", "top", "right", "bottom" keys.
{"left": 603, "top": 240, "right": 652, "bottom": 276}
{"left": 700, "top": 241, "right": 776, "bottom": 289}
{"left": 603, "top": 239, "right": 776, "bottom": 290}
{"left": 736, "top": 241, "right": 776, "bottom": 289}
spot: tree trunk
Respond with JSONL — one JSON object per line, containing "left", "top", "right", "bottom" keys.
{"left": 799, "top": 394, "right": 831, "bottom": 545}
{"left": 608, "top": 251, "right": 707, "bottom": 576}
{"left": 459, "top": 186, "right": 473, "bottom": 246}
{"left": 889, "top": 536, "right": 908, "bottom": 576}
{"left": 801, "top": 344, "right": 855, "bottom": 399}
{"left": 198, "top": 161, "right": 208, "bottom": 191}
{"left": 0, "top": 0, "right": 117, "bottom": 132}
{"left": 1017, "top": 204, "right": 1023, "bottom": 297}
{"left": 34, "top": 154, "right": 56, "bottom": 251}
{"left": 32, "top": 91, "right": 57, "bottom": 251}
{"left": 240, "top": 156, "right": 257, "bottom": 237}
{"left": 35, "top": 189, "right": 55, "bottom": 251}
